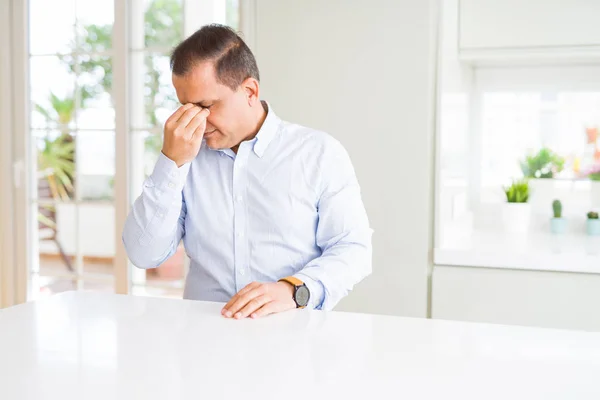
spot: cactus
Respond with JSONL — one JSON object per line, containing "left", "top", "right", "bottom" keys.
{"left": 588, "top": 211, "right": 599, "bottom": 219}
{"left": 552, "top": 200, "right": 562, "bottom": 219}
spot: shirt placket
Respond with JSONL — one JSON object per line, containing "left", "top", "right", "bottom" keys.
{"left": 233, "top": 143, "right": 251, "bottom": 292}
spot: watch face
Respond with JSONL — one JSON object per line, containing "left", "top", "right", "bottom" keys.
{"left": 295, "top": 285, "right": 310, "bottom": 307}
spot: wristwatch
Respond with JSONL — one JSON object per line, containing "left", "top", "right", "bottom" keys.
{"left": 278, "top": 276, "right": 310, "bottom": 308}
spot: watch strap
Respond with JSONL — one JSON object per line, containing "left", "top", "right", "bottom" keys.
{"left": 278, "top": 276, "right": 304, "bottom": 287}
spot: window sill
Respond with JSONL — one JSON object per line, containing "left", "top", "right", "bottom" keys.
{"left": 434, "top": 229, "right": 600, "bottom": 274}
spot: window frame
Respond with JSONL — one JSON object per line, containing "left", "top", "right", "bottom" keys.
{"left": 2, "top": 0, "right": 244, "bottom": 306}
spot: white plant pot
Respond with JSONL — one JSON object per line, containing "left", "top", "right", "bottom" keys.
{"left": 503, "top": 203, "right": 531, "bottom": 233}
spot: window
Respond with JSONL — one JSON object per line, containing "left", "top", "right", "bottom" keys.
{"left": 29, "top": 0, "right": 116, "bottom": 297}
{"left": 26, "top": 0, "right": 240, "bottom": 300}
{"left": 435, "top": 64, "right": 600, "bottom": 270}
{"left": 479, "top": 83, "right": 600, "bottom": 192}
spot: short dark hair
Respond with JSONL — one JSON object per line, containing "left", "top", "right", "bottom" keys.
{"left": 170, "top": 24, "right": 260, "bottom": 90}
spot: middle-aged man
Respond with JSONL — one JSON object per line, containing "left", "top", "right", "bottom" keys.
{"left": 123, "top": 24, "right": 372, "bottom": 319}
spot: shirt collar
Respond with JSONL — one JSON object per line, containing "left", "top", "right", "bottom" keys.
{"left": 215, "top": 101, "right": 281, "bottom": 159}
{"left": 252, "top": 101, "right": 281, "bottom": 158}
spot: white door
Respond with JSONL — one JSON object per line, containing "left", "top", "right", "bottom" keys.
{"left": 5, "top": 0, "right": 239, "bottom": 306}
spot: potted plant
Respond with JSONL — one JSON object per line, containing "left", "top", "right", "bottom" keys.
{"left": 520, "top": 148, "right": 565, "bottom": 179}
{"left": 502, "top": 179, "right": 531, "bottom": 233}
{"left": 37, "top": 134, "right": 75, "bottom": 200}
{"left": 550, "top": 199, "right": 567, "bottom": 234}
{"left": 521, "top": 148, "right": 565, "bottom": 212}
{"left": 587, "top": 211, "right": 600, "bottom": 236}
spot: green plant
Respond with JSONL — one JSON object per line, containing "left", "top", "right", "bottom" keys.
{"left": 34, "top": 92, "right": 79, "bottom": 131}
{"left": 520, "top": 148, "right": 565, "bottom": 179}
{"left": 61, "top": 0, "right": 183, "bottom": 127}
{"left": 57, "top": 0, "right": 184, "bottom": 160}
{"left": 504, "top": 179, "right": 530, "bottom": 203}
{"left": 584, "top": 163, "right": 600, "bottom": 181}
{"left": 38, "top": 134, "right": 76, "bottom": 201}
{"left": 31, "top": 0, "right": 187, "bottom": 227}
{"left": 552, "top": 199, "right": 562, "bottom": 218}
{"left": 588, "top": 211, "right": 599, "bottom": 219}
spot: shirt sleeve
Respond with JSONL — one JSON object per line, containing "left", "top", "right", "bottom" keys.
{"left": 294, "top": 138, "right": 373, "bottom": 310}
{"left": 122, "top": 152, "right": 190, "bottom": 269}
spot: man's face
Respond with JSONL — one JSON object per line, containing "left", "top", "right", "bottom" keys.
{"left": 172, "top": 61, "right": 254, "bottom": 150}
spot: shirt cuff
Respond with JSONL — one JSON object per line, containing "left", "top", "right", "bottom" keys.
{"left": 150, "top": 152, "right": 192, "bottom": 193}
{"left": 293, "top": 272, "right": 325, "bottom": 310}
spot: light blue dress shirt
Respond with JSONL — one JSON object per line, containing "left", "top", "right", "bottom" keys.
{"left": 122, "top": 103, "right": 372, "bottom": 310}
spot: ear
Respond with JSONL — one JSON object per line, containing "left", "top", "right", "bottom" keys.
{"left": 241, "top": 77, "right": 260, "bottom": 106}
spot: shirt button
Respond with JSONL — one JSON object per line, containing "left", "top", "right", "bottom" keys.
{"left": 157, "top": 212, "right": 164, "bottom": 218}
{"left": 237, "top": 231, "right": 244, "bottom": 238}
{"left": 168, "top": 182, "right": 175, "bottom": 189}
{"left": 236, "top": 195, "right": 243, "bottom": 203}
{"left": 239, "top": 269, "right": 245, "bottom": 276}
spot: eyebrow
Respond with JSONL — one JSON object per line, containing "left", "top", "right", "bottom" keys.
{"left": 183, "top": 99, "right": 217, "bottom": 107}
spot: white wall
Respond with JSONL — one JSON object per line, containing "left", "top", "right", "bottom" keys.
{"left": 459, "top": 0, "right": 600, "bottom": 50}
{"left": 250, "top": 0, "right": 439, "bottom": 317}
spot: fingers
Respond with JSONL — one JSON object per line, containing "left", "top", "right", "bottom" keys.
{"left": 223, "top": 284, "right": 266, "bottom": 318}
{"left": 176, "top": 106, "right": 203, "bottom": 130}
{"left": 235, "top": 295, "right": 271, "bottom": 319}
{"left": 189, "top": 109, "right": 210, "bottom": 141}
{"left": 250, "top": 301, "right": 281, "bottom": 319}
{"left": 222, "top": 282, "right": 260, "bottom": 316}
{"left": 221, "top": 282, "right": 296, "bottom": 319}
{"left": 228, "top": 286, "right": 265, "bottom": 317}
{"left": 166, "top": 103, "right": 194, "bottom": 125}
{"left": 237, "top": 281, "right": 261, "bottom": 298}
{"left": 191, "top": 124, "right": 206, "bottom": 146}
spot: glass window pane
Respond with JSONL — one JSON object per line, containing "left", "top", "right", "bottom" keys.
{"left": 30, "top": 56, "right": 77, "bottom": 130}
{"left": 481, "top": 92, "right": 542, "bottom": 187}
{"left": 34, "top": 132, "right": 76, "bottom": 202}
{"left": 77, "top": 131, "right": 115, "bottom": 200}
{"left": 146, "top": 52, "right": 178, "bottom": 128}
{"left": 131, "top": 52, "right": 178, "bottom": 129}
{"left": 480, "top": 91, "right": 600, "bottom": 188}
{"left": 77, "top": 55, "right": 114, "bottom": 129}
{"left": 36, "top": 201, "right": 77, "bottom": 278}
{"left": 129, "top": 130, "right": 161, "bottom": 209}
{"left": 29, "top": 0, "right": 76, "bottom": 55}
{"left": 78, "top": 203, "right": 115, "bottom": 275}
{"left": 76, "top": 0, "right": 114, "bottom": 51}
{"left": 144, "top": 0, "right": 183, "bottom": 49}
{"left": 144, "top": 131, "right": 163, "bottom": 176}
{"left": 226, "top": 0, "right": 240, "bottom": 30}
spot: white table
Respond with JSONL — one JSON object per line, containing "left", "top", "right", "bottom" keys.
{"left": 1, "top": 292, "right": 599, "bottom": 399}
